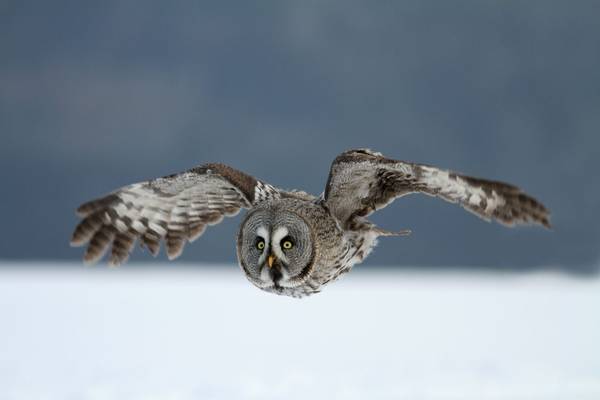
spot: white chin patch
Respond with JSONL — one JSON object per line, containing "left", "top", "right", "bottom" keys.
{"left": 278, "top": 268, "right": 305, "bottom": 288}
{"left": 257, "top": 266, "right": 273, "bottom": 288}
{"left": 257, "top": 264, "right": 300, "bottom": 289}
{"left": 278, "top": 269, "right": 294, "bottom": 288}
{"left": 278, "top": 279, "right": 298, "bottom": 288}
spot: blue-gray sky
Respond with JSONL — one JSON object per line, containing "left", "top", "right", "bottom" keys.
{"left": 1, "top": 1, "right": 599, "bottom": 271}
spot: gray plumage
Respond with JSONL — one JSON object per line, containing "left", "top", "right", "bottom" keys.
{"left": 71, "top": 149, "right": 550, "bottom": 298}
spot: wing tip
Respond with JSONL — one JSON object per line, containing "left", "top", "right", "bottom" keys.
{"left": 539, "top": 216, "right": 553, "bottom": 230}
{"left": 166, "top": 249, "right": 183, "bottom": 261}
{"left": 75, "top": 194, "right": 119, "bottom": 217}
{"left": 108, "top": 257, "right": 126, "bottom": 268}
{"left": 83, "top": 252, "right": 102, "bottom": 266}
{"left": 70, "top": 239, "right": 84, "bottom": 248}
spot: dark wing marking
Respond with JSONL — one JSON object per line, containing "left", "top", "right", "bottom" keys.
{"left": 71, "top": 163, "right": 282, "bottom": 265}
{"left": 324, "top": 149, "right": 551, "bottom": 229}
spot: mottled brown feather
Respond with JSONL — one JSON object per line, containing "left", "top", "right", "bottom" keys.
{"left": 325, "top": 148, "right": 551, "bottom": 229}
{"left": 72, "top": 163, "right": 284, "bottom": 265}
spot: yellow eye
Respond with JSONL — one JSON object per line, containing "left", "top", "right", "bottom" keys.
{"left": 256, "top": 240, "right": 265, "bottom": 250}
{"left": 282, "top": 240, "right": 293, "bottom": 250}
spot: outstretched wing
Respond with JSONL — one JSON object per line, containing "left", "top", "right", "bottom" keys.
{"left": 324, "top": 149, "right": 550, "bottom": 229}
{"left": 71, "top": 163, "right": 282, "bottom": 265}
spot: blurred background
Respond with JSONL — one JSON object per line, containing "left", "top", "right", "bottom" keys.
{"left": 1, "top": 1, "right": 599, "bottom": 270}
{"left": 3, "top": 3, "right": 600, "bottom": 400}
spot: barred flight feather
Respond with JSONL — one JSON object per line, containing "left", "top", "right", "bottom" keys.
{"left": 71, "top": 164, "right": 282, "bottom": 266}
{"left": 325, "top": 149, "right": 550, "bottom": 229}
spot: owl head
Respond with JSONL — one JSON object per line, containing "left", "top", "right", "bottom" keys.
{"left": 236, "top": 202, "right": 316, "bottom": 294}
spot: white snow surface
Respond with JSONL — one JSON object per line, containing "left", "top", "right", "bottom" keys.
{"left": 1, "top": 263, "right": 599, "bottom": 400}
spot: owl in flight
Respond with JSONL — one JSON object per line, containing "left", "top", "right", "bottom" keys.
{"left": 71, "top": 149, "right": 550, "bottom": 297}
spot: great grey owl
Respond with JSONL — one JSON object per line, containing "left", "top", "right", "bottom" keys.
{"left": 71, "top": 149, "right": 550, "bottom": 297}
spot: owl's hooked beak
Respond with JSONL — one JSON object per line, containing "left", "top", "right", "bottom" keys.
{"left": 267, "top": 254, "right": 276, "bottom": 268}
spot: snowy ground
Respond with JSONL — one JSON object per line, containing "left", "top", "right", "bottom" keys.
{"left": 0, "top": 263, "right": 599, "bottom": 400}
